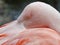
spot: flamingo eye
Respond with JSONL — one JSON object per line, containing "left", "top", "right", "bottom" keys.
{"left": 24, "top": 14, "right": 32, "bottom": 21}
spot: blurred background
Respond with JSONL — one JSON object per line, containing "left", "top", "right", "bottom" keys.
{"left": 0, "top": 0, "right": 60, "bottom": 26}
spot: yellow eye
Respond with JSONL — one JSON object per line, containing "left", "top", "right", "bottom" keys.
{"left": 24, "top": 14, "right": 32, "bottom": 21}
